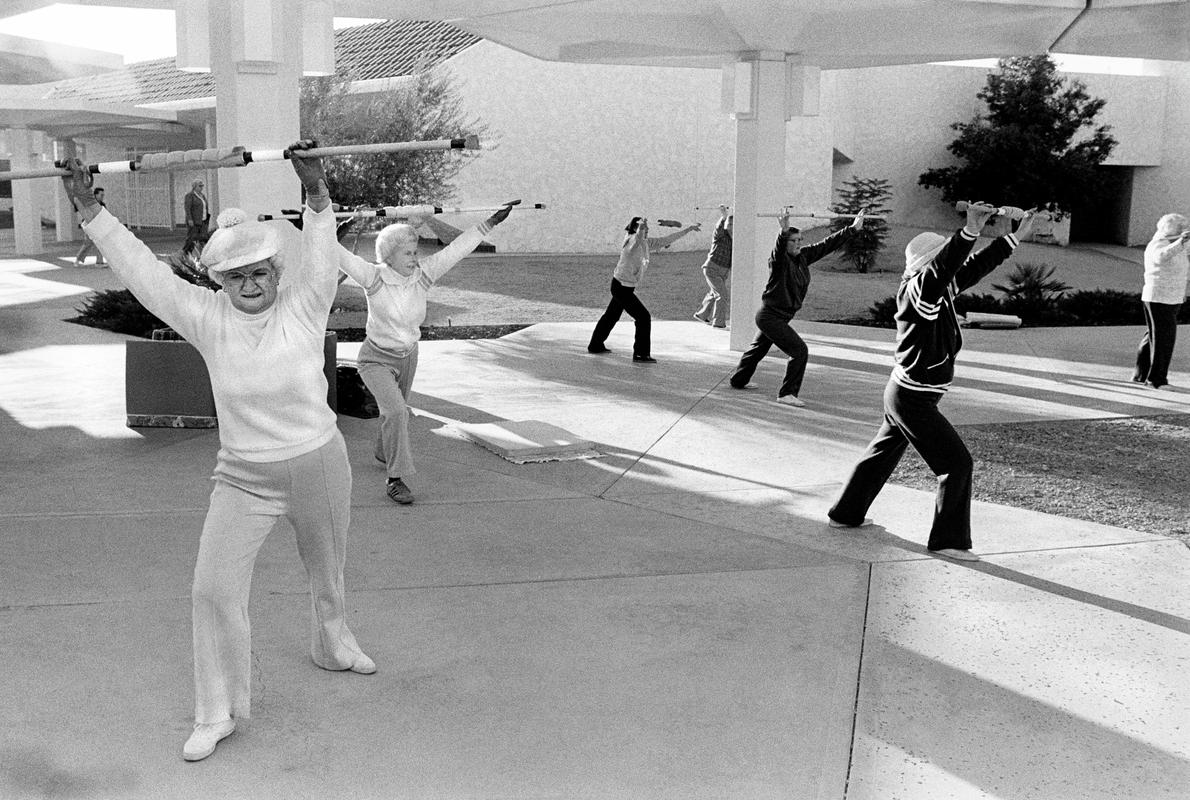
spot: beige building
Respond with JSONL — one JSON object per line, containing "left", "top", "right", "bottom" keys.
{"left": 5, "top": 20, "right": 1188, "bottom": 253}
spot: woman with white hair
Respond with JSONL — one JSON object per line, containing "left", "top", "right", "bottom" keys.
{"left": 828, "top": 202, "right": 1038, "bottom": 562}
{"left": 338, "top": 203, "right": 515, "bottom": 504}
{"left": 1134, "top": 212, "right": 1190, "bottom": 390}
{"left": 61, "top": 141, "right": 375, "bottom": 763}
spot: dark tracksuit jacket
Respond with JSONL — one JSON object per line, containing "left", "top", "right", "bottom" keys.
{"left": 761, "top": 226, "right": 853, "bottom": 321}
{"left": 892, "top": 228, "right": 1019, "bottom": 393}
{"left": 829, "top": 226, "right": 1020, "bottom": 550}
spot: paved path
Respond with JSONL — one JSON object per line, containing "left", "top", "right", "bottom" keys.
{"left": 1, "top": 253, "right": 1188, "bottom": 799}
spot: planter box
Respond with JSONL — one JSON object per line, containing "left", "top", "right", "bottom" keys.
{"left": 126, "top": 331, "right": 338, "bottom": 427}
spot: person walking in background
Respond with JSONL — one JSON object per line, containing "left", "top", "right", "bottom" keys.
{"left": 827, "top": 203, "right": 1039, "bottom": 562}
{"left": 337, "top": 203, "right": 515, "bottom": 505}
{"left": 1134, "top": 212, "right": 1189, "bottom": 390}
{"left": 588, "top": 216, "right": 700, "bottom": 363}
{"left": 183, "top": 178, "right": 210, "bottom": 257}
{"left": 692, "top": 204, "right": 732, "bottom": 328}
{"left": 74, "top": 187, "right": 106, "bottom": 266}
{"left": 729, "top": 210, "right": 866, "bottom": 405}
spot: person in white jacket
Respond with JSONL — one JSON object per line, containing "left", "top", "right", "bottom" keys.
{"left": 1134, "top": 213, "right": 1190, "bottom": 389}
{"left": 338, "top": 203, "right": 514, "bottom": 504}
{"left": 587, "top": 216, "right": 700, "bottom": 362}
{"left": 61, "top": 141, "right": 376, "bottom": 763}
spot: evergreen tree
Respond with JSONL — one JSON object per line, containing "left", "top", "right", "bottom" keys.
{"left": 919, "top": 55, "right": 1116, "bottom": 214}
{"left": 299, "top": 67, "right": 488, "bottom": 208}
{"left": 831, "top": 176, "right": 893, "bottom": 273}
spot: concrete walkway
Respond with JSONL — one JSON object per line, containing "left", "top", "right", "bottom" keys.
{"left": 1, "top": 253, "right": 1188, "bottom": 799}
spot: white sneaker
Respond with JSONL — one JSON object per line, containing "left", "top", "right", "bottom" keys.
{"left": 932, "top": 548, "right": 981, "bottom": 562}
{"left": 776, "top": 394, "right": 805, "bottom": 407}
{"left": 182, "top": 719, "right": 235, "bottom": 762}
{"left": 828, "top": 517, "right": 874, "bottom": 529}
{"left": 350, "top": 653, "right": 377, "bottom": 675}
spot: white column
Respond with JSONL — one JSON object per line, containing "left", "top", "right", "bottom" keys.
{"left": 726, "top": 56, "right": 822, "bottom": 351}
{"left": 727, "top": 54, "right": 790, "bottom": 351}
{"left": 209, "top": 0, "right": 304, "bottom": 215}
{"left": 10, "top": 127, "right": 44, "bottom": 255}
{"left": 53, "top": 139, "right": 81, "bottom": 243}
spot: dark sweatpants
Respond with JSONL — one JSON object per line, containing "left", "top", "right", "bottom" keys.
{"left": 829, "top": 379, "right": 974, "bottom": 551}
{"left": 1134, "top": 301, "right": 1181, "bottom": 388}
{"left": 730, "top": 308, "right": 810, "bottom": 397}
{"left": 589, "top": 278, "right": 651, "bottom": 357}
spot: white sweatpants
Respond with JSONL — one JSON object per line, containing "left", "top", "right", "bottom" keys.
{"left": 192, "top": 431, "right": 366, "bottom": 723}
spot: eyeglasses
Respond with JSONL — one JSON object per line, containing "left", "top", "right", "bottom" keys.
{"left": 222, "top": 268, "right": 273, "bottom": 288}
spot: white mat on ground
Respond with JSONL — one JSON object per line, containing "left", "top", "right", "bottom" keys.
{"left": 444, "top": 420, "right": 602, "bottom": 463}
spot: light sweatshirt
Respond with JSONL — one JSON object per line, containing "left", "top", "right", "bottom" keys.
{"left": 84, "top": 205, "right": 340, "bottom": 462}
{"left": 612, "top": 228, "right": 690, "bottom": 287}
{"left": 1142, "top": 235, "right": 1190, "bottom": 305}
{"left": 338, "top": 223, "right": 492, "bottom": 357}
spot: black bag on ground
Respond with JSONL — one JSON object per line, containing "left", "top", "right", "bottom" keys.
{"left": 335, "top": 364, "right": 378, "bottom": 418}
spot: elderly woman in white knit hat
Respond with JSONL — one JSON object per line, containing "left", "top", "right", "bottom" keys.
{"left": 337, "top": 203, "right": 515, "bottom": 504}
{"left": 61, "top": 140, "right": 375, "bottom": 763}
{"left": 1133, "top": 213, "right": 1190, "bottom": 390}
{"left": 829, "top": 202, "right": 1038, "bottom": 562}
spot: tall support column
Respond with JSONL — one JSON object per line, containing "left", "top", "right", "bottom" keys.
{"left": 727, "top": 54, "right": 790, "bottom": 352}
{"left": 725, "top": 56, "right": 821, "bottom": 352}
{"left": 209, "top": 0, "right": 303, "bottom": 214}
{"left": 10, "top": 127, "right": 44, "bottom": 255}
{"left": 53, "top": 139, "right": 80, "bottom": 243}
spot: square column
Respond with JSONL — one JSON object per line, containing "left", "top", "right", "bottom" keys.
{"left": 53, "top": 139, "right": 81, "bottom": 243}
{"left": 208, "top": 0, "right": 304, "bottom": 215}
{"left": 726, "top": 57, "right": 821, "bottom": 352}
{"left": 9, "top": 127, "right": 45, "bottom": 255}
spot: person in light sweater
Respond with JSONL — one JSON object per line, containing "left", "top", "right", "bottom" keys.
{"left": 337, "top": 203, "right": 514, "bottom": 504}
{"left": 587, "top": 216, "right": 700, "bottom": 362}
{"left": 61, "top": 140, "right": 375, "bottom": 763}
{"left": 1133, "top": 213, "right": 1190, "bottom": 390}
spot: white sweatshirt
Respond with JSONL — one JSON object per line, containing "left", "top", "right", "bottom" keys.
{"left": 337, "top": 223, "right": 490, "bottom": 357}
{"left": 85, "top": 206, "right": 340, "bottom": 462}
{"left": 1142, "top": 235, "right": 1190, "bottom": 305}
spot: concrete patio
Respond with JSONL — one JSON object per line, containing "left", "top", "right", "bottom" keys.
{"left": 1, "top": 253, "right": 1188, "bottom": 799}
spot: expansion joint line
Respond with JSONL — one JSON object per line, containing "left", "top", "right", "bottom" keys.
{"left": 842, "top": 562, "right": 874, "bottom": 798}
{"left": 596, "top": 376, "right": 724, "bottom": 499}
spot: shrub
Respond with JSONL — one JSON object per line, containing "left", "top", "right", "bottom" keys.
{"left": 868, "top": 296, "right": 898, "bottom": 326}
{"left": 73, "top": 289, "right": 166, "bottom": 338}
{"left": 830, "top": 176, "right": 893, "bottom": 273}
{"left": 954, "top": 292, "right": 1004, "bottom": 316}
{"left": 992, "top": 262, "right": 1070, "bottom": 322}
{"left": 1054, "top": 289, "right": 1143, "bottom": 326}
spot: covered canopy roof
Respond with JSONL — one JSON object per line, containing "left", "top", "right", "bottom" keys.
{"left": 0, "top": 32, "right": 121, "bottom": 83}
{"left": 339, "top": 0, "right": 1190, "bottom": 68}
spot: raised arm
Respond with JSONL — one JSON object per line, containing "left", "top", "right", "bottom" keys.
{"left": 285, "top": 140, "right": 340, "bottom": 318}
{"left": 61, "top": 158, "right": 214, "bottom": 340}
{"left": 647, "top": 223, "right": 701, "bottom": 250}
{"left": 953, "top": 209, "right": 1036, "bottom": 293}
{"left": 419, "top": 201, "right": 515, "bottom": 283}
{"left": 1151, "top": 230, "right": 1190, "bottom": 263}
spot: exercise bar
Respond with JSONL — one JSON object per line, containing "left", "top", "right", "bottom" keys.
{"left": 258, "top": 201, "right": 544, "bottom": 222}
{"left": 954, "top": 201, "right": 1026, "bottom": 220}
{"left": 0, "top": 136, "right": 481, "bottom": 181}
{"left": 756, "top": 211, "right": 887, "bottom": 220}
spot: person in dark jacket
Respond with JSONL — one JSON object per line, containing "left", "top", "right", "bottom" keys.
{"left": 827, "top": 202, "right": 1039, "bottom": 562}
{"left": 183, "top": 179, "right": 210, "bottom": 257}
{"left": 729, "top": 210, "right": 867, "bottom": 405}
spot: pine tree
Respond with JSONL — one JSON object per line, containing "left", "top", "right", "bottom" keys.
{"left": 831, "top": 176, "right": 892, "bottom": 273}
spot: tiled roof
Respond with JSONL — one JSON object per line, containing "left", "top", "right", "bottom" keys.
{"left": 45, "top": 19, "right": 480, "bottom": 106}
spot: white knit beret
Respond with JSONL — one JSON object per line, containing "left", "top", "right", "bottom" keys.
{"left": 904, "top": 232, "right": 948, "bottom": 274}
{"left": 375, "top": 223, "right": 419, "bottom": 264}
{"left": 200, "top": 208, "right": 283, "bottom": 274}
{"left": 1155, "top": 213, "right": 1188, "bottom": 239}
